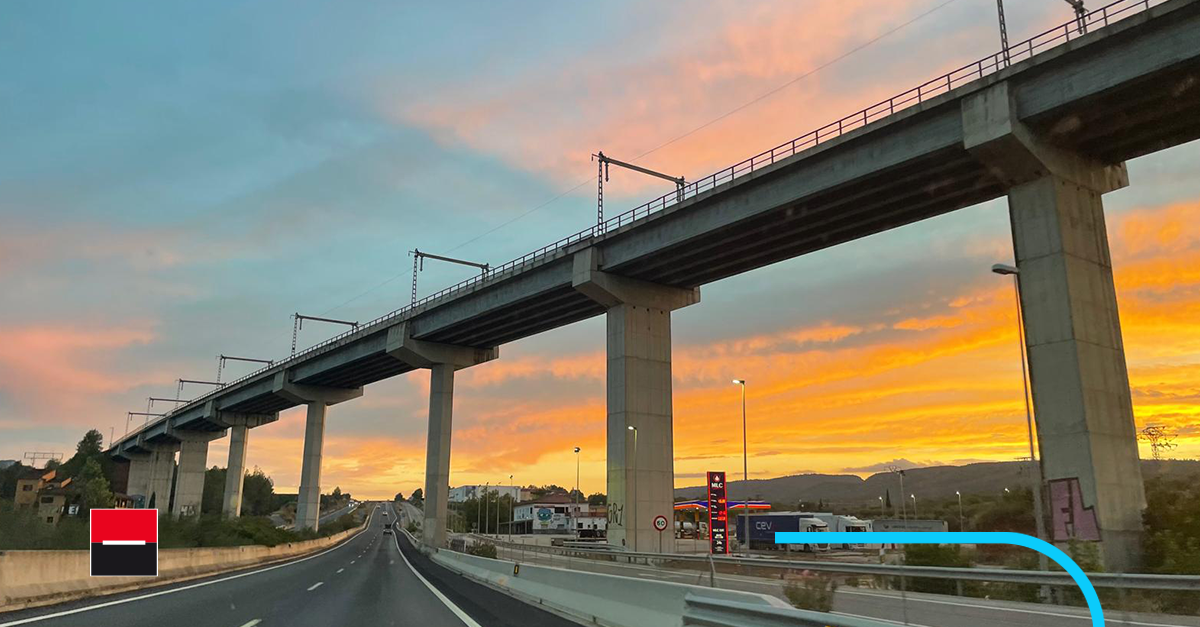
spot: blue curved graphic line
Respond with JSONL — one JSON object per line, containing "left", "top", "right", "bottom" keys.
{"left": 774, "top": 531, "right": 1104, "bottom": 627}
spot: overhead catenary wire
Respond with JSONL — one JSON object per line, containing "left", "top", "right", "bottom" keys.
{"left": 315, "top": 0, "right": 958, "bottom": 319}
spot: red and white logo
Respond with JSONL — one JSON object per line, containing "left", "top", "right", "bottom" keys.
{"left": 90, "top": 509, "right": 158, "bottom": 577}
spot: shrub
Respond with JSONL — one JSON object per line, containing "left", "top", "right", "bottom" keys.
{"left": 467, "top": 542, "right": 497, "bottom": 559}
{"left": 783, "top": 574, "right": 837, "bottom": 612}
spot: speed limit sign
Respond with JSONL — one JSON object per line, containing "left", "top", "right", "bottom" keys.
{"left": 653, "top": 515, "right": 669, "bottom": 531}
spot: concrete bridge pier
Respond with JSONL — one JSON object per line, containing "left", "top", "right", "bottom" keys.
{"left": 224, "top": 424, "right": 250, "bottom": 516}
{"left": 387, "top": 323, "right": 498, "bottom": 549}
{"left": 171, "top": 431, "right": 224, "bottom": 518}
{"left": 208, "top": 408, "right": 278, "bottom": 518}
{"left": 123, "top": 452, "right": 153, "bottom": 504}
{"left": 145, "top": 443, "right": 179, "bottom": 514}
{"left": 273, "top": 373, "right": 362, "bottom": 531}
{"left": 964, "top": 82, "right": 1146, "bottom": 571}
{"left": 573, "top": 248, "right": 699, "bottom": 553}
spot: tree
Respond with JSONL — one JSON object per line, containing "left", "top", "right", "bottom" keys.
{"left": 394, "top": 492, "right": 404, "bottom": 502}
{"left": 201, "top": 466, "right": 227, "bottom": 514}
{"left": 332, "top": 486, "right": 342, "bottom": 499}
{"left": 242, "top": 468, "right": 275, "bottom": 516}
{"left": 587, "top": 492, "right": 607, "bottom": 506}
{"left": 77, "top": 458, "right": 115, "bottom": 512}
{"left": 76, "top": 430, "right": 103, "bottom": 457}
{"left": 410, "top": 488, "right": 423, "bottom": 505}
{"left": 885, "top": 490, "right": 892, "bottom": 511}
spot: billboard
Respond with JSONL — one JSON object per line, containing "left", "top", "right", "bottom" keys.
{"left": 707, "top": 471, "right": 729, "bottom": 554}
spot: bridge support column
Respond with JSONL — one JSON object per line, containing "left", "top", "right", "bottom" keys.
{"left": 387, "top": 323, "right": 498, "bottom": 550}
{"left": 964, "top": 82, "right": 1144, "bottom": 570}
{"left": 172, "top": 432, "right": 223, "bottom": 519}
{"left": 124, "top": 453, "right": 152, "bottom": 505}
{"left": 273, "top": 374, "right": 362, "bottom": 531}
{"left": 224, "top": 424, "right": 250, "bottom": 517}
{"left": 145, "top": 444, "right": 178, "bottom": 515}
{"left": 573, "top": 248, "right": 699, "bottom": 553}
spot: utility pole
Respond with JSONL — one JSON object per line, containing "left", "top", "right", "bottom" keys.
{"left": 175, "top": 378, "right": 223, "bottom": 401}
{"left": 291, "top": 313, "right": 358, "bottom": 356}
{"left": 592, "top": 151, "right": 685, "bottom": 229}
{"left": 996, "top": 0, "right": 1011, "bottom": 67}
{"left": 409, "top": 249, "right": 489, "bottom": 305}
{"left": 217, "top": 355, "right": 273, "bottom": 383}
{"left": 1064, "top": 0, "right": 1088, "bottom": 34}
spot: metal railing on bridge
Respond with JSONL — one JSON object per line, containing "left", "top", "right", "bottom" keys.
{"left": 129, "top": 0, "right": 1169, "bottom": 441}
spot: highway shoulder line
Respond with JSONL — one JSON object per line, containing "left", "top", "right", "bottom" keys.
{"left": 391, "top": 531, "right": 482, "bottom": 627}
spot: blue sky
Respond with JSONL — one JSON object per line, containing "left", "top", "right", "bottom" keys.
{"left": 3, "top": 0, "right": 1198, "bottom": 498}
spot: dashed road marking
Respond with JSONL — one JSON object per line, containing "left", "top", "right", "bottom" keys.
{"left": 307, "top": 582, "right": 324, "bottom": 591}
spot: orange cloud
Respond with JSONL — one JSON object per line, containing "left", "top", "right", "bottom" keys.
{"left": 0, "top": 324, "right": 161, "bottom": 423}
{"left": 386, "top": 0, "right": 966, "bottom": 197}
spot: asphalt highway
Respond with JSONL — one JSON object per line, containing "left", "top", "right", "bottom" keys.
{"left": 0, "top": 503, "right": 576, "bottom": 627}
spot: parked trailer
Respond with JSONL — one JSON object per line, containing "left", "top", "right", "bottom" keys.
{"left": 734, "top": 512, "right": 829, "bottom": 551}
{"left": 807, "top": 513, "right": 872, "bottom": 549}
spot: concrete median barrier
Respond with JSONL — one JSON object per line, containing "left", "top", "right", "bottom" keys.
{"left": 427, "top": 538, "right": 793, "bottom": 627}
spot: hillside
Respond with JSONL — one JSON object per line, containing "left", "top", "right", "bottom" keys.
{"left": 674, "top": 459, "right": 1200, "bottom": 508}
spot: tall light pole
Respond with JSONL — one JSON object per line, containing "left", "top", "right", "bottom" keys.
{"left": 732, "top": 379, "right": 748, "bottom": 553}
{"left": 573, "top": 446, "right": 581, "bottom": 540}
{"left": 626, "top": 426, "right": 638, "bottom": 550}
{"left": 496, "top": 478, "right": 502, "bottom": 538}
{"left": 509, "top": 474, "right": 514, "bottom": 541}
{"left": 910, "top": 494, "right": 918, "bottom": 518}
{"left": 878, "top": 496, "right": 885, "bottom": 518}
{"left": 483, "top": 481, "right": 490, "bottom": 535}
{"left": 992, "top": 263, "right": 1050, "bottom": 578}
{"left": 956, "top": 491, "right": 965, "bottom": 532}
{"left": 898, "top": 469, "right": 908, "bottom": 522}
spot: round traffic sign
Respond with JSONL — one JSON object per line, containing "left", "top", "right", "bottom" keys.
{"left": 653, "top": 515, "right": 669, "bottom": 531}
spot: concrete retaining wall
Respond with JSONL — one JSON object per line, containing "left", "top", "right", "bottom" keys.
{"left": 0, "top": 521, "right": 366, "bottom": 612}
{"left": 427, "top": 536, "right": 792, "bottom": 627}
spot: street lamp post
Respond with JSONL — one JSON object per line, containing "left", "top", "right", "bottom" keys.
{"left": 574, "top": 446, "right": 581, "bottom": 540}
{"left": 496, "top": 479, "right": 502, "bottom": 538}
{"left": 509, "top": 474, "right": 514, "bottom": 542}
{"left": 627, "top": 426, "right": 638, "bottom": 550}
{"left": 956, "top": 491, "right": 965, "bottom": 531}
{"left": 878, "top": 496, "right": 885, "bottom": 518}
{"left": 898, "top": 470, "right": 908, "bottom": 521}
{"left": 992, "top": 263, "right": 1050, "bottom": 580}
{"left": 910, "top": 494, "right": 918, "bottom": 518}
{"left": 732, "top": 379, "right": 748, "bottom": 554}
{"left": 483, "top": 481, "right": 489, "bottom": 535}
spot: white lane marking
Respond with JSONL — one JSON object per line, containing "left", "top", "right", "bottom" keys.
{"left": 0, "top": 508, "right": 375, "bottom": 627}
{"left": 307, "top": 582, "right": 324, "bottom": 591}
{"left": 836, "top": 589, "right": 1191, "bottom": 627}
{"left": 100, "top": 540, "right": 146, "bottom": 546}
{"left": 391, "top": 532, "right": 482, "bottom": 627}
{"left": 350, "top": 560, "right": 356, "bottom": 564}
{"left": 336, "top": 568, "right": 344, "bottom": 574}
{"left": 238, "top": 620, "right": 261, "bottom": 627}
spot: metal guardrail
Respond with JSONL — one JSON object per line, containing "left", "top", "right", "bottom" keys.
{"left": 476, "top": 536, "right": 1200, "bottom": 592}
{"left": 683, "top": 594, "right": 894, "bottom": 627}
{"left": 119, "top": 0, "right": 1169, "bottom": 445}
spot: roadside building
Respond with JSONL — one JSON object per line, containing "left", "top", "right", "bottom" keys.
{"left": 14, "top": 468, "right": 68, "bottom": 509}
{"left": 512, "top": 493, "right": 606, "bottom": 536}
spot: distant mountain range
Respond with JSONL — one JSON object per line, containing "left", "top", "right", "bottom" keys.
{"left": 674, "top": 459, "right": 1200, "bottom": 507}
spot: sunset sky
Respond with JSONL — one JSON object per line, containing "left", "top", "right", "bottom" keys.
{"left": 2, "top": 0, "right": 1197, "bottom": 500}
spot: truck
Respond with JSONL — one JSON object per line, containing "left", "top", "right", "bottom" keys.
{"left": 733, "top": 512, "right": 829, "bottom": 552}
{"left": 808, "top": 513, "right": 871, "bottom": 549}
